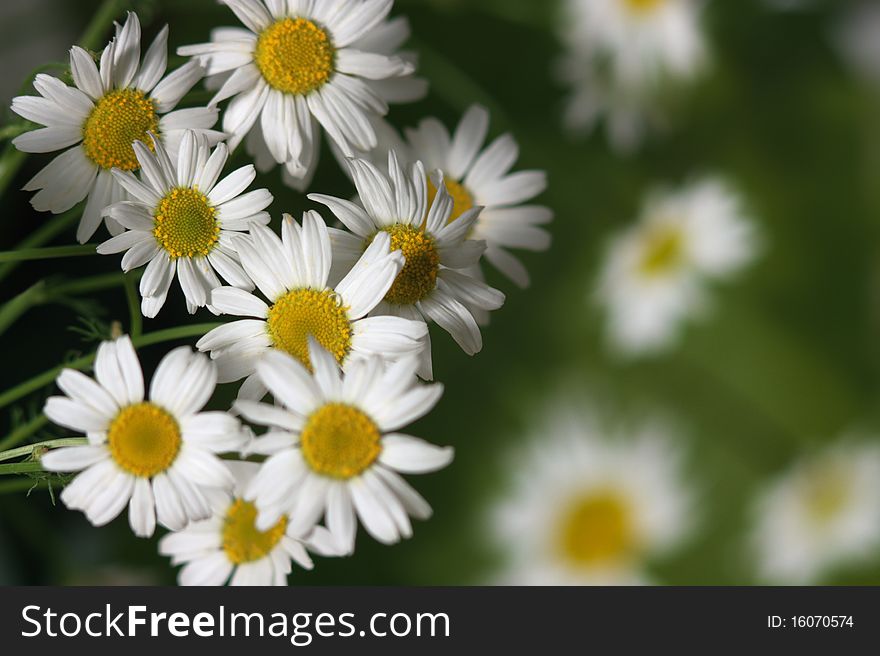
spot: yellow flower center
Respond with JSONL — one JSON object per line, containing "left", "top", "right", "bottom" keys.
{"left": 81, "top": 88, "right": 159, "bottom": 171}
{"left": 222, "top": 499, "right": 288, "bottom": 564}
{"left": 266, "top": 288, "right": 352, "bottom": 370}
{"left": 558, "top": 490, "right": 635, "bottom": 567}
{"left": 639, "top": 224, "right": 685, "bottom": 276}
{"left": 623, "top": 0, "right": 664, "bottom": 14}
{"left": 107, "top": 402, "right": 181, "bottom": 478}
{"left": 427, "top": 177, "right": 475, "bottom": 225}
{"left": 802, "top": 463, "right": 851, "bottom": 525}
{"left": 300, "top": 403, "right": 381, "bottom": 479}
{"left": 254, "top": 17, "right": 335, "bottom": 95}
{"left": 372, "top": 224, "right": 440, "bottom": 306}
{"left": 153, "top": 187, "right": 220, "bottom": 259}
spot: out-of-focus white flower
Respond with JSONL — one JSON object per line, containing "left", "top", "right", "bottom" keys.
{"left": 833, "top": 2, "right": 880, "bottom": 88}
{"left": 557, "top": 0, "right": 707, "bottom": 152}
{"left": 490, "top": 406, "right": 693, "bottom": 585}
{"left": 597, "top": 177, "right": 758, "bottom": 356}
{"left": 762, "top": 0, "right": 816, "bottom": 12}
{"left": 751, "top": 440, "right": 880, "bottom": 584}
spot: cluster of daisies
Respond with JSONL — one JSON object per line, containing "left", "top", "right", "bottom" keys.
{"left": 485, "top": 0, "right": 880, "bottom": 586}
{"left": 11, "top": 3, "right": 551, "bottom": 585}
{"left": 489, "top": 404, "right": 880, "bottom": 585}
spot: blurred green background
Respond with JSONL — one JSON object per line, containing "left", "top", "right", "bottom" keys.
{"left": 1, "top": 0, "right": 880, "bottom": 585}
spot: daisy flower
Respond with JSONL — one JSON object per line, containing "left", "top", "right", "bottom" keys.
{"left": 236, "top": 340, "right": 453, "bottom": 553}
{"left": 597, "top": 177, "right": 758, "bottom": 356}
{"left": 177, "top": 0, "right": 416, "bottom": 189}
{"left": 557, "top": 0, "right": 707, "bottom": 152}
{"left": 196, "top": 210, "right": 427, "bottom": 400}
{"left": 11, "top": 12, "right": 222, "bottom": 242}
{"left": 750, "top": 440, "right": 880, "bottom": 584}
{"left": 366, "top": 105, "right": 552, "bottom": 291}
{"left": 490, "top": 406, "right": 693, "bottom": 585}
{"left": 833, "top": 1, "right": 880, "bottom": 88}
{"left": 159, "top": 461, "right": 344, "bottom": 586}
{"left": 96, "top": 130, "right": 272, "bottom": 318}
{"left": 41, "top": 336, "right": 247, "bottom": 538}
{"left": 310, "top": 152, "right": 505, "bottom": 378}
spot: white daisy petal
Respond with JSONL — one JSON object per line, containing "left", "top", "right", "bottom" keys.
{"left": 349, "top": 476, "right": 399, "bottom": 544}
{"left": 69, "top": 46, "right": 104, "bottom": 100}
{"left": 257, "top": 350, "right": 322, "bottom": 416}
{"left": 325, "top": 482, "right": 357, "bottom": 554}
{"left": 129, "top": 477, "right": 157, "bottom": 537}
{"left": 44, "top": 397, "right": 108, "bottom": 433}
{"left": 41, "top": 445, "right": 108, "bottom": 472}
{"left": 374, "top": 465, "right": 432, "bottom": 520}
{"left": 209, "top": 287, "right": 270, "bottom": 318}
{"left": 179, "top": 553, "right": 233, "bottom": 586}
{"left": 151, "top": 60, "right": 204, "bottom": 113}
{"left": 153, "top": 472, "right": 188, "bottom": 530}
{"left": 379, "top": 433, "right": 454, "bottom": 473}
{"left": 137, "top": 25, "right": 170, "bottom": 92}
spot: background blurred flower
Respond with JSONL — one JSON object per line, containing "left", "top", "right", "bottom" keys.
{"left": 750, "top": 440, "right": 880, "bottom": 584}
{"left": 832, "top": 1, "right": 880, "bottom": 88}
{"left": 556, "top": 0, "right": 707, "bottom": 152}
{"left": 596, "top": 177, "right": 758, "bottom": 356}
{"left": 489, "top": 404, "right": 694, "bottom": 585}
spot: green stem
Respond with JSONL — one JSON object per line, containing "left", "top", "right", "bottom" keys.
{"left": 0, "top": 208, "right": 81, "bottom": 283}
{"left": 0, "top": 244, "right": 96, "bottom": 263}
{"left": 0, "top": 146, "right": 26, "bottom": 199}
{"left": 123, "top": 271, "right": 142, "bottom": 338}
{"left": 0, "top": 414, "right": 49, "bottom": 452}
{"left": 0, "top": 281, "right": 47, "bottom": 336}
{"left": 0, "top": 323, "right": 222, "bottom": 410}
{"left": 0, "top": 461, "right": 44, "bottom": 475}
{"left": 0, "top": 437, "right": 86, "bottom": 463}
{"left": 0, "top": 272, "right": 130, "bottom": 338}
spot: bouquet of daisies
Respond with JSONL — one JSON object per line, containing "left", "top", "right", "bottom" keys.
{"left": 0, "top": 1, "right": 551, "bottom": 586}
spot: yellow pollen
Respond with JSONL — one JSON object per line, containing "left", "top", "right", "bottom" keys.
{"left": 266, "top": 288, "right": 352, "bottom": 370}
{"left": 107, "top": 402, "right": 181, "bottom": 478}
{"left": 623, "top": 0, "right": 665, "bottom": 14}
{"left": 427, "top": 177, "right": 475, "bottom": 225}
{"left": 300, "top": 403, "right": 381, "bottom": 479}
{"left": 153, "top": 187, "right": 220, "bottom": 259}
{"left": 222, "top": 499, "right": 288, "bottom": 564}
{"left": 371, "top": 224, "right": 440, "bottom": 306}
{"left": 254, "top": 17, "right": 335, "bottom": 95}
{"left": 82, "top": 88, "right": 159, "bottom": 170}
{"left": 558, "top": 490, "right": 635, "bottom": 567}
{"left": 639, "top": 224, "right": 685, "bottom": 276}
